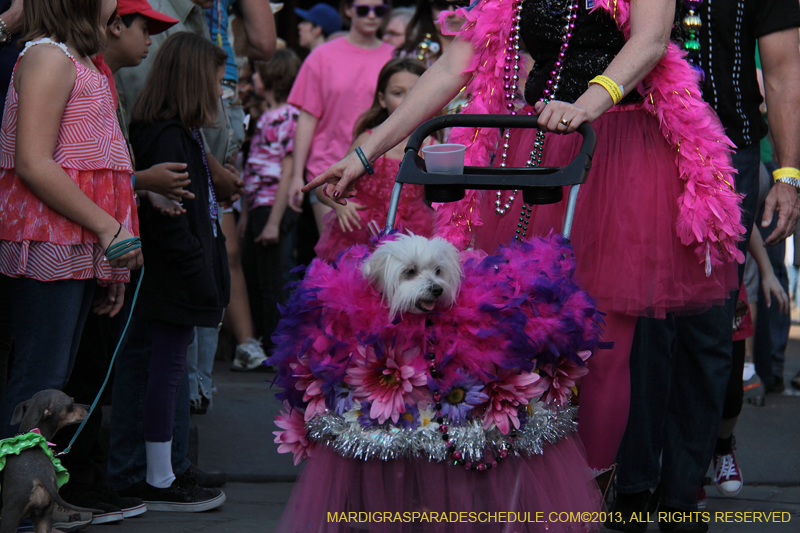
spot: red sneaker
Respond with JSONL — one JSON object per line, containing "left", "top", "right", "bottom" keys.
{"left": 696, "top": 487, "right": 707, "bottom": 509}
{"left": 713, "top": 452, "right": 743, "bottom": 497}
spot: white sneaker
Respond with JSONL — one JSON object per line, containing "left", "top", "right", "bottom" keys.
{"left": 231, "top": 338, "right": 268, "bottom": 371}
{"left": 713, "top": 451, "right": 743, "bottom": 497}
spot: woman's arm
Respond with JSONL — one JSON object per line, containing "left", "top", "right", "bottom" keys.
{"left": 14, "top": 46, "right": 142, "bottom": 270}
{"left": 287, "top": 110, "right": 318, "bottom": 211}
{"left": 536, "top": 0, "right": 674, "bottom": 131}
{"left": 238, "top": 0, "right": 277, "bottom": 61}
{"left": 303, "top": 36, "right": 475, "bottom": 200}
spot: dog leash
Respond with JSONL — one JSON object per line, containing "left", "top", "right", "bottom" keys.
{"left": 57, "top": 265, "right": 144, "bottom": 457}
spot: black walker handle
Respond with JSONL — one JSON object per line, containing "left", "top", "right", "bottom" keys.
{"left": 385, "top": 114, "right": 596, "bottom": 241}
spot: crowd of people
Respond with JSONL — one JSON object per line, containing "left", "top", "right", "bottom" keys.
{"left": 0, "top": 0, "right": 798, "bottom": 532}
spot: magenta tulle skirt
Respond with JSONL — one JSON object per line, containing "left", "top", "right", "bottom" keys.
{"left": 475, "top": 105, "right": 738, "bottom": 318}
{"left": 276, "top": 439, "right": 602, "bottom": 533}
{"left": 315, "top": 156, "right": 434, "bottom": 262}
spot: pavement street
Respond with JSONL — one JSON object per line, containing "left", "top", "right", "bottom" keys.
{"left": 88, "top": 329, "right": 800, "bottom": 533}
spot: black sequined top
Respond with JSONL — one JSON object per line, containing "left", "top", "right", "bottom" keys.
{"left": 521, "top": 0, "right": 642, "bottom": 105}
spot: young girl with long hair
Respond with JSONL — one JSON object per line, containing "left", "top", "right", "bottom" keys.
{"left": 287, "top": 0, "right": 394, "bottom": 240}
{"left": 314, "top": 58, "right": 434, "bottom": 261}
{"left": 127, "top": 32, "right": 229, "bottom": 506}
{"left": 0, "top": 0, "right": 142, "bottom": 436}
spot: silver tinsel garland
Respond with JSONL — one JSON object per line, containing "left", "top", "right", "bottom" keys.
{"left": 305, "top": 406, "right": 577, "bottom": 462}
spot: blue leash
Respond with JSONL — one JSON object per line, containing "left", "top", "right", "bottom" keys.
{"left": 57, "top": 265, "right": 144, "bottom": 456}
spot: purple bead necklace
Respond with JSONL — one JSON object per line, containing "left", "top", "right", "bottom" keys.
{"left": 495, "top": 0, "right": 580, "bottom": 244}
{"left": 192, "top": 128, "right": 219, "bottom": 237}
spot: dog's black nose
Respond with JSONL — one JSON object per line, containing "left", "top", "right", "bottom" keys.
{"left": 431, "top": 284, "right": 443, "bottom": 298}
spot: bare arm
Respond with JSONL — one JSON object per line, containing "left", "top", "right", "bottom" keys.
{"left": 256, "top": 154, "right": 294, "bottom": 244}
{"left": 287, "top": 110, "right": 318, "bottom": 211}
{"left": 749, "top": 228, "right": 788, "bottom": 313}
{"left": 302, "top": 36, "right": 475, "bottom": 199}
{"left": 14, "top": 46, "right": 141, "bottom": 270}
{"left": 758, "top": 28, "right": 800, "bottom": 245}
{"left": 237, "top": 0, "right": 277, "bottom": 61}
{"left": 536, "top": 0, "right": 674, "bottom": 130}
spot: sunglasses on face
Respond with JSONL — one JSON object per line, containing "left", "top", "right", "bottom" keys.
{"left": 353, "top": 4, "right": 388, "bottom": 17}
{"left": 431, "top": 0, "right": 469, "bottom": 10}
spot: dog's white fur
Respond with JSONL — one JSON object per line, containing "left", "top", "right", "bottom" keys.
{"left": 362, "top": 234, "right": 462, "bottom": 317}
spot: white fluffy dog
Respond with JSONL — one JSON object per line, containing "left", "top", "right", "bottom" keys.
{"left": 362, "top": 234, "right": 463, "bottom": 317}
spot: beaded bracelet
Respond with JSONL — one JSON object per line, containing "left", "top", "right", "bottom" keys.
{"left": 354, "top": 146, "right": 375, "bottom": 175}
{"left": 773, "top": 167, "right": 800, "bottom": 189}
{"left": 589, "top": 75, "right": 623, "bottom": 105}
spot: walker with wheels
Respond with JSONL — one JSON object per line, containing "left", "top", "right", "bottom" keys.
{"left": 269, "top": 115, "right": 606, "bottom": 533}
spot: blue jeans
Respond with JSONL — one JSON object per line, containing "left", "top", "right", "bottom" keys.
{"left": 107, "top": 303, "right": 190, "bottom": 490}
{"left": 0, "top": 277, "right": 95, "bottom": 438}
{"left": 187, "top": 326, "right": 218, "bottom": 403}
{"left": 615, "top": 143, "right": 761, "bottom": 511}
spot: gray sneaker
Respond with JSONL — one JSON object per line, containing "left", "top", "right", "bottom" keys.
{"left": 231, "top": 338, "right": 269, "bottom": 371}
{"left": 52, "top": 504, "right": 93, "bottom": 532}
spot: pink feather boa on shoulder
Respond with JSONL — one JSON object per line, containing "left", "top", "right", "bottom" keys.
{"left": 434, "top": 0, "right": 745, "bottom": 270}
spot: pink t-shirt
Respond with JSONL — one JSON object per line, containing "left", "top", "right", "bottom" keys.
{"left": 288, "top": 38, "right": 393, "bottom": 180}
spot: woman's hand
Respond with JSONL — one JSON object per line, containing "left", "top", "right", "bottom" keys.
{"left": 533, "top": 100, "right": 596, "bottom": 134}
{"left": 762, "top": 272, "right": 789, "bottom": 314}
{"left": 97, "top": 224, "right": 144, "bottom": 271}
{"left": 136, "top": 162, "right": 193, "bottom": 202}
{"left": 147, "top": 191, "right": 186, "bottom": 217}
{"left": 334, "top": 200, "right": 367, "bottom": 232}
{"left": 302, "top": 150, "right": 364, "bottom": 205}
{"left": 93, "top": 282, "right": 126, "bottom": 317}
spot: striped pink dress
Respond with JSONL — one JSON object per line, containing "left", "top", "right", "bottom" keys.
{"left": 0, "top": 38, "right": 137, "bottom": 284}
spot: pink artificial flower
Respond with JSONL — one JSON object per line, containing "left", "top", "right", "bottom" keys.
{"left": 482, "top": 368, "right": 544, "bottom": 434}
{"left": 539, "top": 351, "right": 591, "bottom": 406}
{"left": 345, "top": 344, "right": 427, "bottom": 424}
{"left": 273, "top": 401, "right": 313, "bottom": 465}
{"left": 291, "top": 362, "right": 328, "bottom": 422}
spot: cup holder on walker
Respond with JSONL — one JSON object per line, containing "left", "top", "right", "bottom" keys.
{"left": 522, "top": 186, "right": 563, "bottom": 205}
{"left": 387, "top": 114, "right": 596, "bottom": 232}
{"left": 424, "top": 185, "right": 465, "bottom": 203}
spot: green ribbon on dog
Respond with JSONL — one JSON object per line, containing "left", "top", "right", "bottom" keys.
{"left": 0, "top": 432, "right": 69, "bottom": 493}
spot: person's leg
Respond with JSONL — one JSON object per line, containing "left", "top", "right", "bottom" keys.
{"left": 107, "top": 306, "right": 151, "bottom": 491}
{"left": 143, "top": 321, "right": 193, "bottom": 488}
{"left": 658, "top": 144, "right": 761, "bottom": 512}
{"left": 221, "top": 211, "right": 257, "bottom": 345}
{"left": 0, "top": 275, "right": 13, "bottom": 402}
{"left": 765, "top": 238, "right": 790, "bottom": 388}
{"left": 0, "top": 277, "right": 95, "bottom": 437}
{"left": 615, "top": 314, "right": 676, "bottom": 495}
{"left": 171, "top": 369, "right": 191, "bottom": 477}
{"left": 576, "top": 311, "right": 638, "bottom": 472}
{"left": 194, "top": 326, "right": 218, "bottom": 406}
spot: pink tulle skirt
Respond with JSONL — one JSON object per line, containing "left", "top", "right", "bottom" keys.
{"left": 276, "top": 439, "right": 602, "bottom": 533}
{"left": 475, "top": 105, "right": 738, "bottom": 318}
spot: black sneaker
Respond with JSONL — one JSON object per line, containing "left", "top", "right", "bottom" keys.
{"left": 606, "top": 490, "right": 652, "bottom": 533}
{"left": 59, "top": 484, "right": 125, "bottom": 525}
{"left": 657, "top": 504, "right": 709, "bottom": 533}
{"left": 179, "top": 463, "right": 228, "bottom": 488}
{"left": 138, "top": 478, "right": 226, "bottom": 512}
{"left": 106, "top": 486, "right": 147, "bottom": 518}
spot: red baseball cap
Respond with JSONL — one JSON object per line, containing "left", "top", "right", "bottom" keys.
{"left": 116, "top": 0, "right": 179, "bottom": 35}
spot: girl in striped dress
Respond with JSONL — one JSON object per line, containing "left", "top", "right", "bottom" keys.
{"left": 0, "top": 0, "right": 142, "bottom": 436}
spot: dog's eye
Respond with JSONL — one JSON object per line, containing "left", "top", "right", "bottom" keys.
{"left": 435, "top": 267, "right": 441, "bottom": 276}
{"left": 404, "top": 268, "right": 417, "bottom": 278}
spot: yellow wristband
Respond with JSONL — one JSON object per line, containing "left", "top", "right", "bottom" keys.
{"left": 589, "top": 75, "right": 623, "bottom": 105}
{"left": 773, "top": 167, "right": 800, "bottom": 181}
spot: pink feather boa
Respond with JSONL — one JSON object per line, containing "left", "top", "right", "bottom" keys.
{"left": 434, "top": 0, "right": 745, "bottom": 270}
